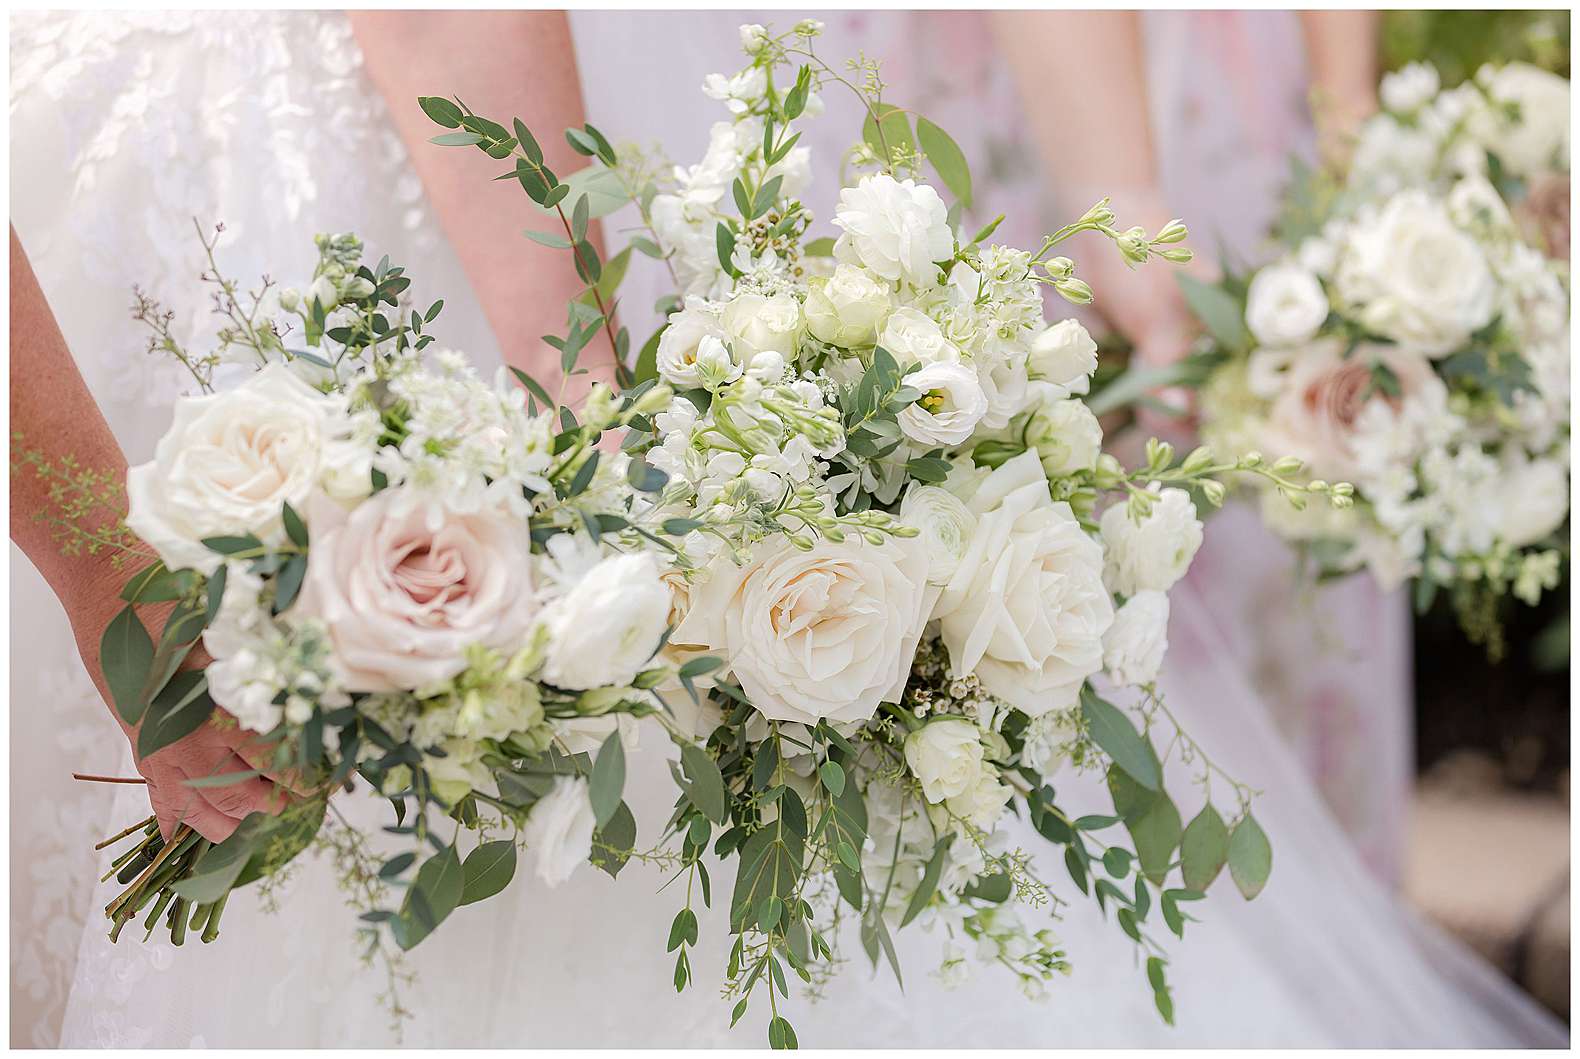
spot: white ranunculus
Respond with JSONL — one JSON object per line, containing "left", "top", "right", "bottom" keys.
{"left": 1496, "top": 452, "right": 1569, "bottom": 548}
{"left": 833, "top": 174, "right": 954, "bottom": 288}
{"left": 898, "top": 362, "right": 989, "bottom": 446}
{"left": 541, "top": 552, "right": 671, "bottom": 690}
{"left": 673, "top": 534, "right": 933, "bottom": 725}
{"left": 1244, "top": 262, "right": 1330, "bottom": 348}
{"left": 934, "top": 451, "right": 1114, "bottom": 715}
{"left": 803, "top": 263, "right": 892, "bottom": 348}
{"left": 1380, "top": 61, "right": 1440, "bottom": 113}
{"left": 1024, "top": 398, "right": 1103, "bottom": 477}
{"left": 1027, "top": 319, "right": 1098, "bottom": 393}
{"left": 291, "top": 491, "right": 539, "bottom": 691}
{"left": 1472, "top": 62, "right": 1571, "bottom": 178}
{"left": 1100, "top": 487, "right": 1203, "bottom": 596}
{"left": 1102, "top": 590, "right": 1170, "bottom": 686}
{"left": 878, "top": 307, "right": 960, "bottom": 367}
{"left": 904, "top": 718, "right": 985, "bottom": 803}
{"left": 126, "top": 364, "right": 368, "bottom": 574}
{"left": 899, "top": 483, "right": 976, "bottom": 585}
{"left": 657, "top": 300, "right": 737, "bottom": 388}
{"left": 523, "top": 775, "right": 597, "bottom": 886}
{"left": 1334, "top": 191, "right": 1496, "bottom": 356}
{"left": 722, "top": 291, "right": 801, "bottom": 362}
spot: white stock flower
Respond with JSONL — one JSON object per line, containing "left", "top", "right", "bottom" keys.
{"left": 1244, "top": 262, "right": 1330, "bottom": 347}
{"left": 722, "top": 291, "right": 801, "bottom": 362}
{"left": 673, "top": 534, "right": 933, "bottom": 725}
{"left": 1027, "top": 319, "right": 1098, "bottom": 393}
{"left": 803, "top": 263, "right": 892, "bottom": 347}
{"left": 1100, "top": 487, "right": 1203, "bottom": 595}
{"left": 126, "top": 364, "right": 370, "bottom": 574}
{"left": 899, "top": 483, "right": 977, "bottom": 585}
{"left": 541, "top": 552, "right": 671, "bottom": 690}
{"left": 833, "top": 174, "right": 954, "bottom": 288}
{"left": 934, "top": 451, "right": 1114, "bottom": 715}
{"left": 899, "top": 362, "right": 989, "bottom": 446}
{"left": 1472, "top": 62, "right": 1571, "bottom": 178}
{"left": 701, "top": 67, "right": 767, "bottom": 115}
{"left": 1102, "top": 590, "right": 1170, "bottom": 686}
{"left": 1024, "top": 398, "right": 1102, "bottom": 477}
{"left": 904, "top": 718, "right": 985, "bottom": 803}
{"left": 1380, "top": 62, "right": 1440, "bottom": 113}
{"left": 879, "top": 307, "right": 961, "bottom": 367}
{"left": 524, "top": 775, "right": 597, "bottom": 886}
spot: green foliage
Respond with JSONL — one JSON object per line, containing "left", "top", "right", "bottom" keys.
{"left": 1081, "top": 687, "right": 1160, "bottom": 790}
{"left": 392, "top": 845, "right": 464, "bottom": 950}
{"left": 101, "top": 605, "right": 154, "bottom": 726}
{"left": 1180, "top": 804, "right": 1230, "bottom": 892}
{"left": 1177, "top": 274, "right": 1250, "bottom": 354}
{"left": 915, "top": 117, "right": 972, "bottom": 208}
{"left": 459, "top": 840, "right": 517, "bottom": 906}
{"left": 1227, "top": 813, "right": 1272, "bottom": 900}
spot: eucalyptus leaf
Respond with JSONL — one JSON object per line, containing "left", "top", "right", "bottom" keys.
{"left": 916, "top": 117, "right": 972, "bottom": 207}
{"left": 1180, "top": 803, "right": 1231, "bottom": 892}
{"left": 1081, "top": 686, "right": 1160, "bottom": 791}
{"left": 459, "top": 840, "right": 517, "bottom": 906}
{"left": 100, "top": 605, "right": 154, "bottom": 726}
{"left": 589, "top": 732, "right": 626, "bottom": 828}
{"left": 1227, "top": 812, "right": 1272, "bottom": 900}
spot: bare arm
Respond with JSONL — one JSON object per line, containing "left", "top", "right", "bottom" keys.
{"left": 350, "top": 11, "right": 614, "bottom": 400}
{"left": 1298, "top": 10, "right": 1381, "bottom": 160}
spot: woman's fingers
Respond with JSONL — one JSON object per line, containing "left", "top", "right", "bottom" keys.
{"left": 227, "top": 730, "right": 315, "bottom": 797}
{"left": 142, "top": 760, "right": 245, "bottom": 842}
{"left": 193, "top": 751, "right": 287, "bottom": 821}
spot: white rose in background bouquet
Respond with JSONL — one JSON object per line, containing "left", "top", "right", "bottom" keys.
{"left": 1171, "top": 61, "right": 1569, "bottom": 656}
{"left": 75, "top": 227, "right": 692, "bottom": 979}
{"left": 422, "top": 21, "right": 1345, "bottom": 1048}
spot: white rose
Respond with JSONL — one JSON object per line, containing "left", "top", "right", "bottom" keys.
{"left": 722, "top": 291, "right": 801, "bottom": 362}
{"left": 290, "top": 490, "right": 539, "bottom": 691}
{"left": 898, "top": 362, "right": 989, "bottom": 446}
{"left": 1102, "top": 590, "right": 1170, "bottom": 686}
{"left": 1244, "top": 262, "right": 1330, "bottom": 347}
{"left": 899, "top": 483, "right": 976, "bottom": 585}
{"left": 541, "top": 552, "right": 671, "bottom": 690}
{"left": 934, "top": 451, "right": 1114, "bottom": 715}
{"left": 944, "top": 772, "right": 1013, "bottom": 832}
{"left": 1100, "top": 487, "right": 1203, "bottom": 596}
{"left": 878, "top": 307, "right": 960, "bottom": 367}
{"left": 1024, "top": 398, "right": 1102, "bottom": 477}
{"left": 126, "top": 364, "right": 368, "bottom": 574}
{"left": 1380, "top": 61, "right": 1440, "bottom": 113}
{"left": 1027, "top": 319, "right": 1098, "bottom": 393}
{"left": 673, "top": 534, "right": 933, "bottom": 725}
{"left": 976, "top": 350, "right": 1034, "bottom": 431}
{"left": 1472, "top": 62, "right": 1571, "bottom": 178}
{"left": 1334, "top": 191, "right": 1496, "bottom": 355}
{"left": 904, "top": 718, "right": 985, "bottom": 803}
{"left": 1496, "top": 453, "right": 1569, "bottom": 548}
{"left": 833, "top": 173, "right": 954, "bottom": 288}
{"left": 803, "top": 264, "right": 891, "bottom": 348}
{"left": 657, "top": 301, "right": 738, "bottom": 388}
{"left": 523, "top": 775, "right": 597, "bottom": 886}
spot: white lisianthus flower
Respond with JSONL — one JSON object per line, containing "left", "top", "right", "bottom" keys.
{"left": 291, "top": 490, "right": 540, "bottom": 691}
{"left": 934, "top": 451, "right": 1114, "bottom": 715}
{"left": 1244, "top": 262, "right": 1330, "bottom": 347}
{"left": 126, "top": 364, "right": 370, "bottom": 574}
{"left": 541, "top": 552, "right": 671, "bottom": 690}
{"left": 524, "top": 775, "right": 597, "bottom": 886}
{"left": 899, "top": 483, "right": 976, "bottom": 585}
{"left": 879, "top": 307, "right": 961, "bottom": 367}
{"left": 1102, "top": 590, "right": 1170, "bottom": 686}
{"left": 1380, "top": 61, "right": 1440, "bottom": 113}
{"left": 1100, "top": 487, "right": 1203, "bottom": 595}
{"left": 673, "top": 534, "right": 933, "bottom": 725}
{"left": 803, "top": 263, "right": 892, "bottom": 348}
{"left": 1471, "top": 62, "right": 1571, "bottom": 178}
{"left": 904, "top": 718, "right": 985, "bottom": 803}
{"left": 833, "top": 174, "right": 954, "bottom": 288}
{"left": 722, "top": 291, "right": 801, "bottom": 362}
{"left": 1024, "top": 398, "right": 1103, "bottom": 477}
{"left": 899, "top": 362, "right": 989, "bottom": 446}
{"left": 656, "top": 300, "right": 732, "bottom": 388}
{"left": 1027, "top": 319, "right": 1098, "bottom": 393}
{"left": 1333, "top": 191, "right": 1496, "bottom": 355}
{"left": 944, "top": 772, "right": 1013, "bottom": 832}
{"left": 1495, "top": 452, "right": 1569, "bottom": 548}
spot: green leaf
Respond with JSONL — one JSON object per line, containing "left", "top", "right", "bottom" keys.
{"left": 431, "top": 131, "right": 483, "bottom": 147}
{"left": 535, "top": 165, "right": 629, "bottom": 219}
{"left": 418, "top": 96, "right": 463, "bottom": 128}
{"left": 861, "top": 103, "right": 915, "bottom": 168}
{"left": 767, "top": 1016, "right": 798, "bottom": 1050}
{"left": 281, "top": 501, "right": 308, "bottom": 548}
{"left": 459, "top": 840, "right": 517, "bottom": 906}
{"left": 667, "top": 907, "right": 699, "bottom": 952}
{"left": 509, "top": 366, "right": 556, "bottom": 411}
{"left": 523, "top": 229, "right": 573, "bottom": 250}
{"left": 136, "top": 671, "right": 217, "bottom": 760}
{"left": 680, "top": 744, "right": 729, "bottom": 825}
{"left": 730, "top": 817, "right": 802, "bottom": 933}
{"left": 1227, "top": 812, "right": 1272, "bottom": 900}
{"left": 513, "top": 118, "right": 542, "bottom": 164}
{"left": 818, "top": 760, "right": 845, "bottom": 797}
{"left": 590, "top": 801, "right": 636, "bottom": 878}
{"left": 1180, "top": 803, "right": 1231, "bottom": 892}
{"left": 589, "top": 732, "right": 626, "bottom": 828}
{"left": 169, "top": 824, "right": 258, "bottom": 903}
{"left": 715, "top": 223, "right": 737, "bottom": 275}
{"left": 272, "top": 554, "right": 307, "bottom": 615}
{"left": 633, "top": 326, "right": 664, "bottom": 386}
{"left": 1081, "top": 686, "right": 1160, "bottom": 791}
{"left": 1127, "top": 789, "right": 1183, "bottom": 886}
{"left": 1178, "top": 274, "right": 1251, "bottom": 352}
{"left": 100, "top": 605, "right": 154, "bottom": 726}
{"left": 182, "top": 769, "right": 263, "bottom": 789}
{"left": 803, "top": 236, "right": 836, "bottom": 258}
{"left": 201, "top": 534, "right": 263, "bottom": 557}
{"left": 393, "top": 845, "right": 464, "bottom": 950}
{"left": 915, "top": 117, "right": 972, "bottom": 207}
{"left": 963, "top": 872, "right": 1012, "bottom": 903}
{"left": 900, "top": 833, "right": 953, "bottom": 927}
{"left": 120, "top": 562, "right": 193, "bottom": 603}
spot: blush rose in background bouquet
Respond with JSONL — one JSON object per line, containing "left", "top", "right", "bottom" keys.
{"left": 1174, "top": 61, "right": 1570, "bottom": 656}
{"left": 427, "top": 20, "right": 1348, "bottom": 1047}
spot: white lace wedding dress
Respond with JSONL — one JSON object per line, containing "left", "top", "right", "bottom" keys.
{"left": 11, "top": 10, "right": 1565, "bottom": 1048}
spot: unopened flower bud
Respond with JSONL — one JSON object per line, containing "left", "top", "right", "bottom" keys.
{"left": 1054, "top": 278, "right": 1093, "bottom": 305}
{"left": 309, "top": 275, "right": 338, "bottom": 312}
{"left": 1117, "top": 226, "right": 1149, "bottom": 265}
{"left": 1200, "top": 479, "right": 1227, "bottom": 507}
{"left": 1040, "top": 256, "right": 1075, "bottom": 281}
{"left": 1154, "top": 219, "right": 1189, "bottom": 244}
{"left": 1272, "top": 455, "right": 1304, "bottom": 475}
{"left": 278, "top": 287, "right": 301, "bottom": 311}
{"left": 1157, "top": 247, "right": 1195, "bottom": 264}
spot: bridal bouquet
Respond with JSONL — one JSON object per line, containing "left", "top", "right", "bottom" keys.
{"left": 1182, "top": 61, "right": 1570, "bottom": 653}
{"left": 426, "top": 21, "right": 1345, "bottom": 1047}
{"left": 85, "top": 227, "right": 687, "bottom": 962}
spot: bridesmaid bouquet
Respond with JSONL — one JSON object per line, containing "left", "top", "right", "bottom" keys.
{"left": 425, "top": 20, "right": 1341, "bottom": 1046}
{"left": 1181, "top": 61, "right": 1570, "bottom": 654}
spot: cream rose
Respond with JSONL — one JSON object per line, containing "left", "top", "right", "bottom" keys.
{"left": 1027, "top": 318, "right": 1098, "bottom": 393}
{"left": 722, "top": 291, "right": 801, "bottom": 362}
{"left": 803, "top": 263, "right": 892, "bottom": 348}
{"left": 1472, "top": 62, "right": 1571, "bottom": 179}
{"left": 541, "top": 552, "right": 671, "bottom": 690}
{"left": 1245, "top": 262, "right": 1330, "bottom": 348}
{"left": 1024, "top": 397, "right": 1103, "bottom": 477}
{"left": 898, "top": 362, "right": 989, "bottom": 446}
{"left": 291, "top": 490, "right": 540, "bottom": 691}
{"left": 673, "top": 534, "right": 933, "bottom": 725}
{"left": 1496, "top": 452, "right": 1569, "bottom": 549}
{"left": 1102, "top": 590, "right": 1170, "bottom": 686}
{"left": 904, "top": 718, "right": 985, "bottom": 803}
{"left": 1099, "top": 487, "right": 1203, "bottom": 596}
{"left": 126, "top": 364, "right": 370, "bottom": 574}
{"left": 833, "top": 174, "right": 953, "bottom": 288}
{"left": 933, "top": 450, "right": 1114, "bottom": 715}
